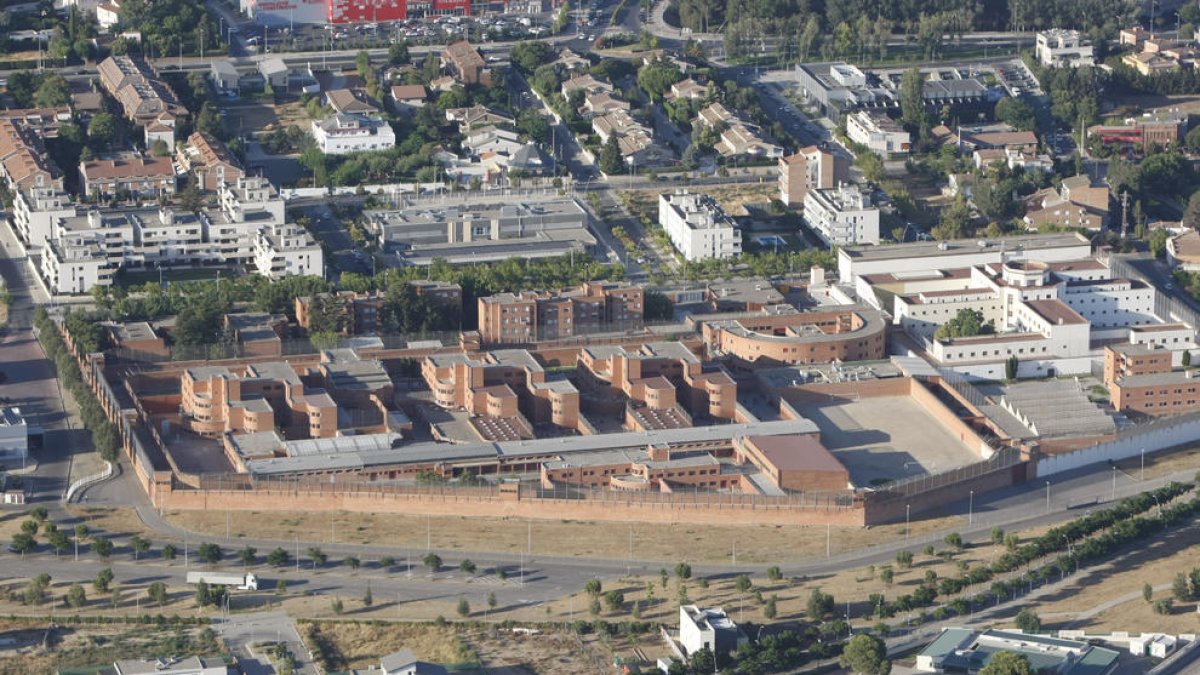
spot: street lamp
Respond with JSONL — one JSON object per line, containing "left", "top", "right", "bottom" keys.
{"left": 905, "top": 504, "right": 911, "bottom": 540}
{"left": 968, "top": 490, "right": 974, "bottom": 525}
{"left": 1045, "top": 481, "right": 1051, "bottom": 514}
{"left": 1140, "top": 448, "right": 1146, "bottom": 481}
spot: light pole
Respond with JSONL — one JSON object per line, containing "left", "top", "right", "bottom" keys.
{"left": 1045, "top": 481, "right": 1051, "bottom": 514}
{"left": 1111, "top": 465, "right": 1117, "bottom": 502}
{"left": 905, "top": 504, "right": 911, "bottom": 541}
{"left": 968, "top": 490, "right": 974, "bottom": 525}
{"left": 1140, "top": 448, "right": 1145, "bottom": 481}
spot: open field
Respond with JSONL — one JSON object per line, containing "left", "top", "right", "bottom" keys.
{"left": 0, "top": 618, "right": 223, "bottom": 675}
{"left": 629, "top": 183, "right": 777, "bottom": 217}
{"left": 797, "top": 396, "right": 979, "bottom": 486}
{"left": 164, "top": 509, "right": 961, "bottom": 564}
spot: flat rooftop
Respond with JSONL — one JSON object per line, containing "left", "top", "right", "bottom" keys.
{"left": 840, "top": 233, "right": 1089, "bottom": 262}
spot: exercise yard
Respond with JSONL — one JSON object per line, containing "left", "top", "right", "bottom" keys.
{"left": 795, "top": 395, "right": 980, "bottom": 487}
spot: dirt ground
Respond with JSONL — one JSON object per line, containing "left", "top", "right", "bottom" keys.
{"left": 164, "top": 509, "right": 962, "bottom": 564}
{"left": 0, "top": 619, "right": 222, "bottom": 675}
{"left": 303, "top": 620, "right": 605, "bottom": 674}
{"left": 629, "top": 183, "right": 777, "bottom": 217}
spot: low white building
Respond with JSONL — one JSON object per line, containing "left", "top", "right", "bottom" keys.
{"left": 679, "top": 605, "right": 747, "bottom": 657}
{"left": 253, "top": 223, "right": 324, "bottom": 279}
{"left": 311, "top": 113, "right": 396, "bottom": 155}
{"left": 803, "top": 183, "right": 880, "bottom": 246}
{"left": 846, "top": 110, "right": 911, "bottom": 157}
{"left": 0, "top": 407, "right": 29, "bottom": 463}
{"left": 1036, "top": 29, "right": 1095, "bottom": 67}
{"left": 659, "top": 191, "right": 741, "bottom": 262}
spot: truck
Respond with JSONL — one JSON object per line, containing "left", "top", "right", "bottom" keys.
{"left": 185, "top": 571, "right": 258, "bottom": 591}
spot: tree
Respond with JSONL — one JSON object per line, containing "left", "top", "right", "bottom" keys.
{"left": 459, "top": 559, "right": 477, "bottom": 575}
{"left": 899, "top": 67, "right": 926, "bottom": 131}
{"left": 944, "top": 533, "right": 964, "bottom": 550}
{"left": 674, "top": 562, "right": 692, "bottom": 580}
{"left": 307, "top": 547, "right": 327, "bottom": 568}
{"left": 766, "top": 566, "right": 783, "bottom": 581}
{"left": 10, "top": 532, "right": 34, "bottom": 556}
{"left": 148, "top": 581, "right": 168, "bottom": 606}
{"left": 807, "top": 588, "right": 835, "bottom": 619}
{"left": 267, "top": 548, "right": 290, "bottom": 567}
{"left": 935, "top": 309, "right": 995, "bottom": 340}
{"left": 197, "top": 542, "right": 222, "bottom": 564}
{"left": 510, "top": 40, "right": 553, "bottom": 73}
{"left": 585, "top": 578, "right": 602, "bottom": 596}
{"left": 92, "top": 537, "right": 114, "bottom": 559}
{"left": 29, "top": 507, "right": 48, "bottom": 522}
{"left": 276, "top": 579, "right": 287, "bottom": 595}
{"left": 1015, "top": 608, "right": 1041, "bottom": 633}
{"left": 1005, "top": 355, "right": 1019, "bottom": 381}
{"left": 422, "top": 553, "right": 442, "bottom": 572}
{"left": 763, "top": 595, "right": 778, "bottom": 619}
{"left": 93, "top": 567, "right": 114, "bottom": 593}
{"left": 20, "top": 519, "right": 38, "bottom": 537}
{"left": 994, "top": 97, "right": 1037, "bottom": 131}
{"left": 457, "top": 597, "right": 471, "bottom": 617}
{"left": 840, "top": 633, "right": 891, "bottom": 674}
{"left": 604, "top": 589, "right": 625, "bottom": 611}
{"left": 34, "top": 75, "right": 72, "bottom": 108}
{"left": 979, "top": 652, "right": 1033, "bottom": 675}
{"left": 487, "top": 591, "right": 497, "bottom": 609}
{"left": 48, "top": 530, "right": 70, "bottom": 557}
{"left": 1184, "top": 351, "right": 1193, "bottom": 367}
{"left": 599, "top": 134, "right": 624, "bottom": 175}
{"left": 991, "top": 527, "right": 1005, "bottom": 545}
{"left": 363, "top": 582, "right": 373, "bottom": 607}
{"left": 388, "top": 40, "right": 410, "bottom": 65}
{"left": 331, "top": 597, "right": 344, "bottom": 615}
{"left": 735, "top": 574, "right": 753, "bottom": 593}
{"left": 1184, "top": 191, "right": 1200, "bottom": 231}
{"left": 66, "top": 582, "right": 87, "bottom": 608}
{"left": 1143, "top": 582, "right": 1154, "bottom": 602}
{"left": 689, "top": 645, "right": 716, "bottom": 673}
{"left": 895, "top": 550, "right": 914, "bottom": 568}
{"left": 238, "top": 546, "right": 257, "bottom": 566}
{"left": 933, "top": 196, "right": 972, "bottom": 241}
{"left": 344, "top": 555, "right": 361, "bottom": 570}
{"left": 162, "top": 543, "right": 177, "bottom": 560}
{"left": 880, "top": 566, "right": 894, "bottom": 587}
{"left": 130, "top": 536, "right": 151, "bottom": 560}
{"left": 380, "top": 555, "right": 396, "bottom": 569}
{"left": 636, "top": 58, "right": 683, "bottom": 101}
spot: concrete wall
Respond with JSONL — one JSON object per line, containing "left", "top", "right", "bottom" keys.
{"left": 1036, "top": 411, "right": 1200, "bottom": 477}
{"left": 154, "top": 484, "right": 867, "bottom": 526}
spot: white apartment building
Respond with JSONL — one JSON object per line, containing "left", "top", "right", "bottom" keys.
{"left": 846, "top": 110, "right": 911, "bottom": 157}
{"left": 253, "top": 223, "right": 324, "bottom": 279}
{"left": 12, "top": 187, "right": 75, "bottom": 250}
{"left": 803, "top": 184, "right": 880, "bottom": 246}
{"left": 659, "top": 191, "right": 741, "bottom": 262}
{"left": 1036, "top": 29, "right": 1095, "bottom": 67}
{"left": 41, "top": 233, "right": 114, "bottom": 294}
{"left": 311, "top": 113, "right": 396, "bottom": 155}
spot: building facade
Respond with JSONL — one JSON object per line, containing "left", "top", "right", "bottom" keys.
{"left": 659, "top": 191, "right": 741, "bottom": 261}
{"left": 803, "top": 184, "right": 881, "bottom": 246}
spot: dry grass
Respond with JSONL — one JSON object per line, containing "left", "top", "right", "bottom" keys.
{"left": 1116, "top": 444, "right": 1200, "bottom": 482}
{"left": 629, "top": 184, "right": 777, "bottom": 217}
{"left": 303, "top": 620, "right": 472, "bottom": 667}
{"left": 164, "top": 509, "right": 962, "bottom": 564}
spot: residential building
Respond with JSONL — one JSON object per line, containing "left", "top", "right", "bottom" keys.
{"left": 916, "top": 628, "right": 1119, "bottom": 674}
{"left": 714, "top": 121, "right": 783, "bottom": 160}
{"left": 445, "top": 104, "right": 514, "bottom": 131}
{"left": 209, "top": 60, "right": 242, "bottom": 95}
{"left": 389, "top": 84, "right": 427, "bottom": 114}
{"left": 668, "top": 77, "right": 710, "bottom": 101}
{"left": 561, "top": 73, "right": 613, "bottom": 98}
{"left": 846, "top": 110, "right": 911, "bottom": 157}
{"left": 259, "top": 57, "right": 290, "bottom": 91}
{"left": 11, "top": 187, "right": 75, "bottom": 250}
{"left": 1167, "top": 230, "right": 1200, "bottom": 271}
{"left": 699, "top": 306, "right": 887, "bottom": 368}
{"left": 954, "top": 128, "right": 1039, "bottom": 152}
{"left": 659, "top": 190, "right": 741, "bottom": 261}
{"left": 0, "top": 117, "right": 63, "bottom": 194}
{"left": 1035, "top": 29, "right": 1095, "bottom": 67}
{"left": 803, "top": 183, "right": 880, "bottom": 246}
{"left": 1122, "top": 51, "right": 1180, "bottom": 75}
{"left": 371, "top": 648, "right": 448, "bottom": 675}
{"left": 592, "top": 110, "right": 670, "bottom": 166}
{"left": 96, "top": 55, "right": 187, "bottom": 145}
{"left": 0, "top": 407, "right": 28, "bottom": 463}
{"left": 477, "top": 281, "right": 644, "bottom": 344}
{"left": 1023, "top": 175, "right": 1110, "bottom": 231}
{"left": 1120, "top": 26, "right": 1152, "bottom": 48}
{"left": 325, "top": 88, "right": 382, "bottom": 115}
{"left": 79, "top": 156, "right": 176, "bottom": 199}
{"left": 581, "top": 91, "right": 630, "bottom": 117}
{"left": 179, "top": 132, "right": 245, "bottom": 191}
{"left": 95, "top": 0, "right": 121, "bottom": 31}
{"left": 443, "top": 39, "right": 490, "bottom": 86}
{"left": 463, "top": 126, "right": 524, "bottom": 157}
{"left": 679, "top": 606, "right": 748, "bottom": 657}
{"left": 253, "top": 223, "right": 324, "bottom": 279}
{"left": 778, "top": 146, "right": 846, "bottom": 207}
{"left": 311, "top": 113, "right": 396, "bottom": 154}
{"left": 296, "top": 282, "right": 462, "bottom": 335}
